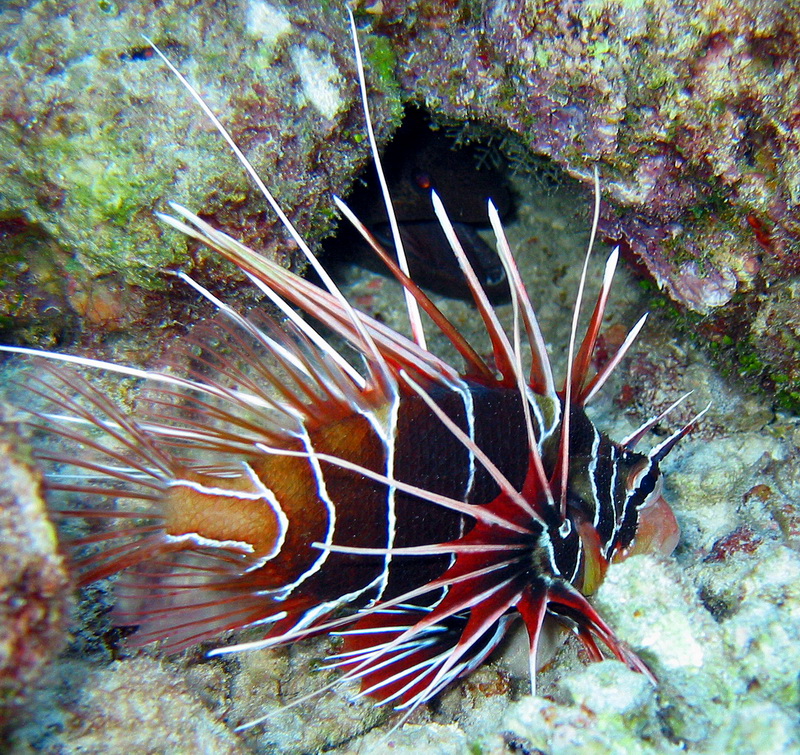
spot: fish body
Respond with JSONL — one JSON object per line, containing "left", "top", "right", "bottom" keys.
{"left": 0, "top": 14, "right": 701, "bottom": 716}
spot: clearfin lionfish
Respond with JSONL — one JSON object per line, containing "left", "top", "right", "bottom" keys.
{"left": 1, "top": 12, "right": 704, "bottom": 722}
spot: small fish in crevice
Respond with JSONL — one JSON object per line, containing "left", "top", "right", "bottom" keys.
{"left": 331, "top": 107, "right": 513, "bottom": 301}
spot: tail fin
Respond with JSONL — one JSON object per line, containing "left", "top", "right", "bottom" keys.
{"left": 12, "top": 360, "right": 288, "bottom": 647}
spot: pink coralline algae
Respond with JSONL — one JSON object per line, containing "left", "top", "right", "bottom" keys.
{"left": 382, "top": 0, "right": 798, "bottom": 297}
{"left": 374, "top": 0, "right": 800, "bottom": 404}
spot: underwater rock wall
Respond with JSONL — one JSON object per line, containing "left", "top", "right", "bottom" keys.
{"left": 2, "top": 0, "right": 799, "bottom": 401}
{"left": 0, "top": 425, "right": 70, "bottom": 719}
{"left": 376, "top": 0, "right": 800, "bottom": 407}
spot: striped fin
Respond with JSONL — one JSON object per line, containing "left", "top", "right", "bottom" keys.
{"left": 16, "top": 364, "right": 267, "bottom": 588}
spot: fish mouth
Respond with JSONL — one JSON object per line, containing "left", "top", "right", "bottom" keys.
{"left": 625, "top": 491, "right": 681, "bottom": 560}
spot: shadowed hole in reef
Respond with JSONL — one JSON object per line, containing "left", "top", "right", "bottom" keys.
{"left": 0, "top": 216, "right": 81, "bottom": 349}
{"left": 320, "top": 107, "right": 571, "bottom": 306}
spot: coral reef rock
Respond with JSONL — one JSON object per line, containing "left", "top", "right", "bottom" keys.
{"left": 3, "top": 0, "right": 800, "bottom": 402}
{"left": 0, "top": 426, "right": 70, "bottom": 720}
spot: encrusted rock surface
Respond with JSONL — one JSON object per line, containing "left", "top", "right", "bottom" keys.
{"left": 375, "top": 0, "right": 800, "bottom": 404}
{"left": 6, "top": 656, "right": 249, "bottom": 754}
{"left": 0, "top": 0, "right": 400, "bottom": 349}
{"left": 0, "top": 426, "right": 70, "bottom": 723}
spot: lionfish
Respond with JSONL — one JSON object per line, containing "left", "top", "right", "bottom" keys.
{"left": 2, "top": 12, "right": 701, "bottom": 722}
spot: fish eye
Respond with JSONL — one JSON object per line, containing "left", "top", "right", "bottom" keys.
{"left": 625, "top": 458, "right": 649, "bottom": 491}
{"left": 484, "top": 268, "right": 507, "bottom": 287}
{"left": 627, "top": 461, "right": 664, "bottom": 510}
{"left": 640, "top": 474, "right": 664, "bottom": 509}
{"left": 413, "top": 171, "right": 432, "bottom": 191}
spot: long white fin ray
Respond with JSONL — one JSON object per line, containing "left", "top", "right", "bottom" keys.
{"left": 346, "top": 9, "right": 426, "bottom": 350}
{"left": 145, "top": 35, "right": 396, "bottom": 397}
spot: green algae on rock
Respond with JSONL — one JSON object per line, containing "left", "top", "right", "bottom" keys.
{"left": 0, "top": 0, "right": 401, "bottom": 338}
